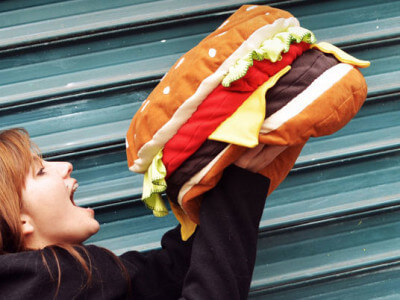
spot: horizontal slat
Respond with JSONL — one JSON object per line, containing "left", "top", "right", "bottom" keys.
{"left": 0, "top": 0, "right": 266, "bottom": 50}
{"left": 1, "top": 1, "right": 398, "bottom": 108}
{"left": 262, "top": 150, "right": 400, "bottom": 230}
{"left": 1, "top": 0, "right": 397, "bottom": 50}
{"left": 250, "top": 263, "right": 400, "bottom": 299}
{"left": 0, "top": 54, "right": 177, "bottom": 108}
{"left": 0, "top": 0, "right": 146, "bottom": 27}
{"left": 0, "top": 16, "right": 216, "bottom": 107}
{"left": 250, "top": 206, "right": 400, "bottom": 296}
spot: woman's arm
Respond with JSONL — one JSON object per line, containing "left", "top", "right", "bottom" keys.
{"left": 120, "top": 224, "right": 195, "bottom": 299}
{"left": 180, "top": 165, "right": 270, "bottom": 299}
{"left": 123, "top": 165, "right": 269, "bottom": 300}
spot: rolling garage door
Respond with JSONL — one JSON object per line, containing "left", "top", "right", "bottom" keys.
{"left": 0, "top": 0, "right": 399, "bottom": 298}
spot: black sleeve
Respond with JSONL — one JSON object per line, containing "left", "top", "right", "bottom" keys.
{"left": 0, "top": 245, "right": 134, "bottom": 299}
{"left": 180, "top": 165, "right": 270, "bottom": 300}
{"left": 124, "top": 165, "right": 269, "bottom": 300}
{"left": 121, "top": 224, "right": 195, "bottom": 299}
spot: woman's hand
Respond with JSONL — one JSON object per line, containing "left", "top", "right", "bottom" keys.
{"left": 234, "top": 144, "right": 288, "bottom": 173}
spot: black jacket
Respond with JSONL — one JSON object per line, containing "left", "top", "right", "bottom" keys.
{"left": 0, "top": 166, "right": 269, "bottom": 299}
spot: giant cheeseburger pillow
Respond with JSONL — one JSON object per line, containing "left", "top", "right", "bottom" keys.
{"left": 126, "top": 5, "right": 370, "bottom": 240}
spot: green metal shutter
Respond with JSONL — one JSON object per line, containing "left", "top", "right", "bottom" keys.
{"left": 1, "top": 0, "right": 399, "bottom": 298}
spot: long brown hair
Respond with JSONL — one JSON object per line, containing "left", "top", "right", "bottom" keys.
{"left": 0, "top": 128, "right": 130, "bottom": 298}
{"left": 0, "top": 128, "right": 35, "bottom": 253}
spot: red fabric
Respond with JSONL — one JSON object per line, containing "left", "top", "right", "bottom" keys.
{"left": 163, "top": 42, "right": 310, "bottom": 177}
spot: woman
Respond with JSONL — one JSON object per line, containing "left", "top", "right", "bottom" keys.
{"left": 0, "top": 128, "right": 276, "bottom": 299}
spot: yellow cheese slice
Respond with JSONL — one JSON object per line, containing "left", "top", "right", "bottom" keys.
{"left": 209, "top": 65, "right": 291, "bottom": 147}
{"left": 311, "top": 42, "right": 370, "bottom": 68}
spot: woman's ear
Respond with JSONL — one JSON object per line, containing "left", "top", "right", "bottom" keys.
{"left": 20, "top": 213, "right": 34, "bottom": 237}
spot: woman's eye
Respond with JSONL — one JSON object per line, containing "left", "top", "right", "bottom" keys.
{"left": 37, "top": 168, "right": 46, "bottom": 176}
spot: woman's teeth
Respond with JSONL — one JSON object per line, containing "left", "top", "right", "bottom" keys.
{"left": 70, "top": 183, "right": 79, "bottom": 205}
{"left": 72, "top": 183, "right": 79, "bottom": 192}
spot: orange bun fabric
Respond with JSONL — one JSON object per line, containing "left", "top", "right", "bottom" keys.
{"left": 176, "top": 64, "right": 367, "bottom": 231}
{"left": 126, "top": 5, "right": 296, "bottom": 173}
{"left": 125, "top": 5, "right": 369, "bottom": 240}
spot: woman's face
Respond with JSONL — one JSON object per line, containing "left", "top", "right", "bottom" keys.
{"left": 21, "top": 159, "right": 100, "bottom": 248}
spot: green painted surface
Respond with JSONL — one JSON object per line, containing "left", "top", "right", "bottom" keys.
{"left": 0, "top": 0, "right": 399, "bottom": 297}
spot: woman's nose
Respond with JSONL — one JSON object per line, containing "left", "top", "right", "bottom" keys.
{"left": 56, "top": 161, "right": 73, "bottom": 178}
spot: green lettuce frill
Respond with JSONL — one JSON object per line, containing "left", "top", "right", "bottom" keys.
{"left": 142, "top": 149, "right": 169, "bottom": 217}
{"left": 222, "top": 26, "right": 316, "bottom": 87}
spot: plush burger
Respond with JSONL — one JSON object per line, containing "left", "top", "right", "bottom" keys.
{"left": 126, "top": 5, "right": 370, "bottom": 240}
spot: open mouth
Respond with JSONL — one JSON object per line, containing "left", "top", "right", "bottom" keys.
{"left": 70, "top": 182, "right": 79, "bottom": 205}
